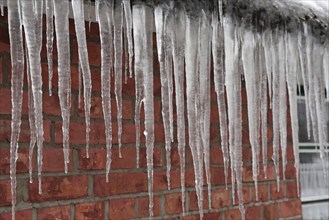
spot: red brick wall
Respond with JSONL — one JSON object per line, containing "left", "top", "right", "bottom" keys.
{"left": 0, "top": 10, "right": 302, "bottom": 220}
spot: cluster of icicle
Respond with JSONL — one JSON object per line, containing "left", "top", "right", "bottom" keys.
{"left": 3, "top": 0, "right": 329, "bottom": 219}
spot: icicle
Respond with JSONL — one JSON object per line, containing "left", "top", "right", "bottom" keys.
{"left": 172, "top": 7, "right": 186, "bottom": 214}
{"left": 286, "top": 32, "right": 300, "bottom": 196}
{"left": 122, "top": 0, "right": 133, "bottom": 78}
{"left": 21, "top": 0, "right": 44, "bottom": 194}
{"left": 45, "top": 0, "right": 54, "bottom": 96}
{"left": 26, "top": 44, "right": 36, "bottom": 184}
{"left": 53, "top": 0, "right": 71, "bottom": 174}
{"left": 262, "top": 30, "right": 273, "bottom": 108}
{"left": 324, "top": 46, "right": 329, "bottom": 95}
{"left": 199, "top": 10, "right": 212, "bottom": 209}
{"left": 259, "top": 43, "right": 268, "bottom": 178}
{"left": 154, "top": 3, "right": 172, "bottom": 190}
{"left": 185, "top": 13, "right": 203, "bottom": 219}
{"left": 114, "top": 1, "right": 123, "bottom": 158}
{"left": 133, "top": 5, "right": 154, "bottom": 216}
{"left": 132, "top": 5, "right": 144, "bottom": 169}
{"left": 0, "top": 0, "right": 4, "bottom": 16}
{"left": 271, "top": 28, "right": 281, "bottom": 190}
{"left": 8, "top": 0, "right": 24, "bottom": 218}
{"left": 78, "top": 62, "right": 82, "bottom": 108}
{"left": 123, "top": 17, "right": 128, "bottom": 84}
{"left": 212, "top": 8, "right": 229, "bottom": 189}
{"left": 223, "top": 16, "right": 237, "bottom": 203}
{"left": 72, "top": 0, "right": 92, "bottom": 159}
{"left": 87, "top": 0, "right": 92, "bottom": 31}
{"left": 96, "top": 0, "right": 114, "bottom": 182}
{"left": 241, "top": 29, "right": 259, "bottom": 200}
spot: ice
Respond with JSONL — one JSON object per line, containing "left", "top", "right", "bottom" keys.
{"left": 286, "top": 32, "right": 300, "bottom": 196}
{"left": 87, "top": 0, "right": 92, "bottom": 31}
{"left": 8, "top": 0, "right": 24, "bottom": 218}
{"left": 241, "top": 29, "right": 259, "bottom": 200}
{"left": 133, "top": 5, "right": 154, "bottom": 216}
{"left": 114, "top": 1, "right": 123, "bottom": 158}
{"left": 21, "top": 0, "right": 44, "bottom": 194}
{"left": 198, "top": 11, "right": 212, "bottom": 209}
{"left": 96, "top": 0, "right": 114, "bottom": 182}
{"left": 262, "top": 30, "right": 273, "bottom": 108}
{"left": 271, "top": 29, "right": 281, "bottom": 190}
{"left": 72, "top": 0, "right": 92, "bottom": 159}
{"left": 45, "top": 0, "right": 54, "bottom": 96}
{"left": 26, "top": 45, "right": 36, "bottom": 184}
{"left": 154, "top": 3, "right": 172, "bottom": 190}
{"left": 78, "top": 62, "right": 82, "bottom": 108}
{"left": 185, "top": 13, "right": 203, "bottom": 218}
{"left": 132, "top": 5, "right": 144, "bottom": 169}
{"left": 172, "top": 8, "right": 186, "bottom": 213}
{"left": 0, "top": 0, "right": 4, "bottom": 16}
{"left": 123, "top": 0, "right": 133, "bottom": 78}
{"left": 278, "top": 30, "right": 287, "bottom": 180}
{"left": 53, "top": 0, "right": 71, "bottom": 174}
{"left": 212, "top": 8, "right": 229, "bottom": 188}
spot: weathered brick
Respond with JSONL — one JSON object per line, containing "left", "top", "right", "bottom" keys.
{"left": 225, "top": 209, "right": 241, "bottom": 220}
{"left": 78, "top": 147, "right": 136, "bottom": 170}
{"left": 72, "top": 40, "right": 101, "bottom": 66}
{"left": 286, "top": 181, "right": 298, "bottom": 198}
{"left": 29, "top": 175, "right": 88, "bottom": 202}
{"left": 0, "top": 88, "right": 28, "bottom": 115}
{"left": 0, "top": 147, "right": 29, "bottom": 174}
{"left": 75, "top": 201, "right": 104, "bottom": 220}
{"left": 246, "top": 206, "right": 260, "bottom": 220}
{"left": 93, "top": 172, "right": 147, "bottom": 197}
{"left": 0, "top": 209, "right": 33, "bottom": 220}
{"left": 250, "top": 184, "right": 268, "bottom": 202}
{"left": 137, "top": 196, "right": 161, "bottom": 218}
{"left": 109, "top": 198, "right": 135, "bottom": 220}
{"left": 42, "top": 147, "right": 73, "bottom": 172}
{"left": 211, "top": 189, "right": 230, "bottom": 209}
{"left": 153, "top": 169, "right": 181, "bottom": 191}
{"left": 165, "top": 192, "right": 183, "bottom": 215}
{"left": 38, "top": 205, "right": 70, "bottom": 220}
{"left": 0, "top": 179, "right": 11, "bottom": 205}
{"left": 139, "top": 146, "right": 163, "bottom": 168}
{"left": 270, "top": 182, "right": 284, "bottom": 200}
{"left": 262, "top": 203, "right": 279, "bottom": 220}
{"left": 279, "top": 199, "right": 301, "bottom": 218}
{"left": 189, "top": 190, "right": 209, "bottom": 211}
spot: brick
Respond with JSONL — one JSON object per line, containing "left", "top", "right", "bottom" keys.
{"left": 0, "top": 147, "right": 29, "bottom": 174}
{"left": 109, "top": 198, "right": 135, "bottom": 220}
{"left": 0, "top": 56, "right": 3, "bottom": 84}
{"left": 170, "top": 147, "right": 181, "bottom": 167}
{"left": 211, "top": 189, "right": 230, "bottom": 209}
{"left": 153, "top": 169, "right": 180, "bottom": 191}
{"left": 246, "top": 206, "right": 260, "bottom": 220}
{"left": 0, "top": 179, "right": 11, "bottom": 205}
{"left": 0, "top": 209, "right": 33, "bottom": 220}
{"left": 165, "top": 192, "right": 183, "bottom": 215}
{"left": 93, "top": 172, "right": 147, "bottom": 197}
{"left": 0, "top": 88, "right": 28, "bottom": 115}
{"left": 72, "top": 40, "right": 101, "bottom": 66}
{"left": 251, "top": 184, "right": 268, "bottom": 202}
{"left": 279, "top": 199, "right": 301, "bottom": 218}
{"left": 286, "top": 181, "right": 298, "bottom": 198}
{"left": 75, "top": 201, "right": 104, "bottom": 220}
{"left": 234, "top": 186, "right": 251, "bottom": 205}
{"left": 285, "top": 162, "right": 297, "bottom": 179}
{"left": 78, "top": 147, "right": 136, "bottom": 170}
{"left": 210, "top": 167, "right": 228, "bottom": 186}
{"left": 42, "top": 147, "right": 73, "bottom": 172}
{"left": 270, "top": 182, "right": 284, "bottom": 200}
{"left": 77, "top": 97, "right": 133, "bottom": 120}
{"left": 210, "top": 125, "right": 220, "bottom": 144}
{"left": 29, "top": 175, "right": 88, "bottom": 202}
{"left": 137, "top": 196, "right": 161, "bottom": 218}
{"left": 0, "top": 25, "right": 10, "bottom": 53}
{"left": 225, "top": 209, "right": 241, "bottom": 220}
{"left": 38, "top": 205, "right": 70, "bottom": 220}
{"left": 139, "top": 146, "right": 163, "bottom": 168}
{"left": 263, "top": 203, "right": 278, "bottom": 220}
{"left": 189, "top": 190, "right": 209, "bottom": 211}
{"left": 210, "top": 146, "right": 224, "bottom": 165}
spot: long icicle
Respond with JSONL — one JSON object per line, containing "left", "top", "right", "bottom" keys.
{"left": 8, "top": 0, "right": 24, "bottom": 218}
{"left": 53, "top": 0, "right": 71, "bottom": 174}
{"left": 155, "top": 3, "right": 172, "bottom": 190}
{"left": 212, "top": 5, "right": 229, "bottom": 189}
{"left": 172, "top": 7, "right": 186, "bottom": 214}
{"left": 114, "top": 0, "right": 123, "bottom": 158}
{"left": 21, "top": 0, "right": 44, "bottom": 194}
{"left": 45, "top": 0, "right": 54, "bottom": 96}
{"left": 132, "top": 5, "right": 144, "bottom": 169}
{"left": 185, "top": 13, "right": 204, "bottom": 218}
{"left": 71, "top": 0, "right": 92, "bottom": 158}
{"left": 96, "top": 0, "right": 114, "bottom": 182}
{"left": 26, "top": 43, "right": 36, "bottom": 184}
